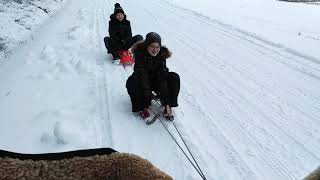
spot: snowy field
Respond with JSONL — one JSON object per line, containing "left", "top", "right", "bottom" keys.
{"left": 1, "top": 0, "right": 320, "bottom": 179}
{"left": 168, "top": 0, "right": 320, "bottom": 60}
{"left": 0, "top": 0, "right": 66, "bottom": 60}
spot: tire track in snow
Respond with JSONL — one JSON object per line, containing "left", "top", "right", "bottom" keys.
{"left": 172, "top": 28, "right": 320, "bottom": 156}
{"left": 171, "top": 18, "right": 320, "bottom": 161}
{"left": 151, "top": 0, "right": 320, "bottom": 98}
{"left": 182, "top": 40, "right": 320, "bottom": 178}
{"left": 180, "top": 88, "right": 259, "bottom": 180}
{"left": 176, "top": 53, "right": 301, "bottom": 180}
{"left": 176, "top": 50, "right": 299, "bottom": 179}
{"left": 168, "top": 19, "right": 318, "bottom": 179}
{"left": 152, "top": 0, "right": 320, "bottom": 121}
{"left": 88, "top": 0, "right": 114, "bottom": 147}
{"left": 151, "top": 0, "right": 320, "bottom": 156}
{"left": 173, "top": 29, "right": 320, "bottom": 159}
{"left": 176, "top": 25, "right": 320, "bottom": 126}
{"left": 79, "top": 0, "right": 107, "bottom": 148}
{"left": 156, "top": 0, "right": 320, "bottom": 80}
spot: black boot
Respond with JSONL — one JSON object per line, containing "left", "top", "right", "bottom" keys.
{"left": 111, "top": 52, "right": 120, "bottom": 60}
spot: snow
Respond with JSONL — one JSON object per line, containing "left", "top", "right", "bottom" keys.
{"left": 0, "top": 0, "right": 67, "bottom": 60}
{"left": 167, "top": 0, "right": 320, "bottom": 60}
{"left": 1, "top": 0, "right": 320, "bottom": 179}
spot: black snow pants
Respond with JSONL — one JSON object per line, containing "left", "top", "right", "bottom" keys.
{"left": 126, "top": 72, "right": 180, "bottom": 112}
{"left": 104, "top": 35, "right": 143, "bottom": 54}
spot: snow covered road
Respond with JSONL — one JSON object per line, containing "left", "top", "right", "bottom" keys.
{"left": 1, "top": 0, "right": 320, "bottom": 179}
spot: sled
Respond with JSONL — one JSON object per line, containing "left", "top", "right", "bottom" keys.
{"left": 145, "top": 94, "right": 174, "bottom": 125}
{"left": 117, "top": 50, "right": 134, "bottom": 65}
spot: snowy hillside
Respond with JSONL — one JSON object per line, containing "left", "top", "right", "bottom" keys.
{"left": 0, "top": 0, "right": 66, "bottom": 60}
{"left": 1, "top": 0, "right": 320, "bottom": 179}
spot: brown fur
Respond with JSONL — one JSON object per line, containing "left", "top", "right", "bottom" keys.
{"left": 304, "top": 166, "right": 320, "bottom": 180}
{"left": 131, "top": 41, "right": 172, "bottom": 60}
{"left": 0, "top": 152, "right": 173, "bottom": 180}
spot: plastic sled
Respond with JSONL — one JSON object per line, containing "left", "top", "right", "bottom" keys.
{"left": 117, "top": 50, "right": 134, "bottom": 65}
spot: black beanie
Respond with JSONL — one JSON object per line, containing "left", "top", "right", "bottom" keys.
{"left": 114, "top": 3, "right": 124, "bottom": 15}
{"left": 114, "top": 3, "right": 121, "bottom": 8}
{"left": 145, "top": 32, "right": 161, "bottom": 46}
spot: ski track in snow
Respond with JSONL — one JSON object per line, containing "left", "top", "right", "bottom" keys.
{"left": 91, "top": 0, "right": 114, "bottom": 148}
{"left": 0, "top": 0, "right": 320, "bottom": 179}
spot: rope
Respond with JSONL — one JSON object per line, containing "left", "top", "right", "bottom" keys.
{"left": 158, "top": 117, "right": 207, "bottom": 180}
{"left": 172, "top": 121, "right": 207, "bottom": 179}
{"left": 150, "top": 99, "right": 207, "bottom": 180}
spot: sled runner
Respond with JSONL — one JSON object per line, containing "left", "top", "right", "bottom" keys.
{"left": 140, "top": 93, "right": 174, "bottom": 125}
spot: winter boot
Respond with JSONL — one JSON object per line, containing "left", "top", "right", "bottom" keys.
{"left": 138, "top": 109, "right": 150, "bottom": 119}
{"left": 111, "top": 52, "right": 120, "bottom": 59}
{"left": 111, "top": 52, "right": 120, "bottom": 64}
{"left": 138, "top": 109, "right": 156, "bottom": 124}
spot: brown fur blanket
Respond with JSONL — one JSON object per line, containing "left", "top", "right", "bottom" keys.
{"left": 0, "top": 148, "right": 172, "bottom": 180}
{"left": 304, "top": 166, "right": 320, "bottom": 180}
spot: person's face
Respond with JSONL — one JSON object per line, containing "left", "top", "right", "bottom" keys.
{"left": 147, "top": 42, "right": 160, "bottom": 57}
{"left": 116, "top": 13, "right": 124, "bottom": 21}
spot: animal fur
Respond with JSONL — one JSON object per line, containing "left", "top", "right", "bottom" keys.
{"left": 304, "top": 166, "right": 320, "bottom": 180}
{"left": 0, "top": 148, "right": 173, "bottom": 180}
{"left": 131, "top": 41, "right": 172, "bottom": 60}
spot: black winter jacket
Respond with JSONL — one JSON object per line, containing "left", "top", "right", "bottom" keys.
{"left": 131, "top": 41, "right": 172, "bottom": 89}
{"left": 108, "top": 14, "right": 132, "bottom": 42}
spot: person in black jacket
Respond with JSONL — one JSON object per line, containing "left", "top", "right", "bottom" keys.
{"left": 126, "top": 32, "right": 180, "bottom": 122}
{"left": 104, "top": 3, "right": 143, "bottom": 60}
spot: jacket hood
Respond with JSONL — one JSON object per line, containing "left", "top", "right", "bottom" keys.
{"left": 131, "top": 41, "right": 172, "bottom": 60}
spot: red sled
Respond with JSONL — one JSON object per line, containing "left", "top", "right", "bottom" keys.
{"left": 117, "top": 50, "right": 134, "bottom": 65}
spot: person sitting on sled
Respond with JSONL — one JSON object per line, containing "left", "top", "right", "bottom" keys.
{"left": 126, "top": 32, "right": 180, "bottom": 123}
{"left": 104, "top": 3, "right": 143, "bottom": 61}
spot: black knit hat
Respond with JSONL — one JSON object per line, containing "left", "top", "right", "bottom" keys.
{"left": 145, "top": 32, "right": 161, "bottom": 46}
{"left": 114, "top": 3, "right": 121, "bottom": 9}
{"left": 114, "top": 3, "right": 124, "bottom": 15}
